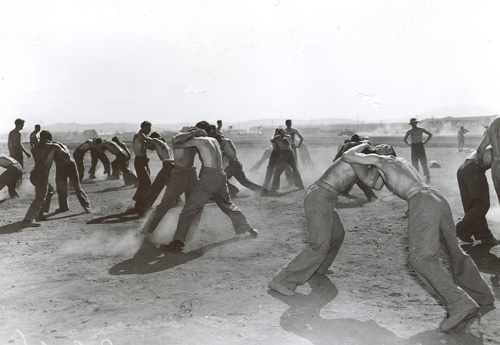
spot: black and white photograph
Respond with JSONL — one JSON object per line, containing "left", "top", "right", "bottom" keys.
{"left": 1, "top": 1, "right": 499, "bottom": 344}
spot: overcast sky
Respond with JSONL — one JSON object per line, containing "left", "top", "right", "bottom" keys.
{"left": 1, "top": 0, "right": 500, "bottom": 133}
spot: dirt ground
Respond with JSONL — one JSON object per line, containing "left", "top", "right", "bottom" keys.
{"left": 0, "top": 137, "right": 499, "bottom": 345}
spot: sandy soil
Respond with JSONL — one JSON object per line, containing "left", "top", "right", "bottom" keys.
{"left": 0, "top": 138, "right": 499, "bottom": 345}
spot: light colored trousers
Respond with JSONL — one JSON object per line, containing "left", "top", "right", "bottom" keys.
{"left": 272, "top": 184, "right": 344, "bottom": 287}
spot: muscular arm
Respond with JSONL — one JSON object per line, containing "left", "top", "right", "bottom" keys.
{"left": 351, "top": 164, "right": 385, "bottom": 190}
{"left": 423, "top": 129, "right": 433, "bottom": 144}
{"left": 403, "top": 131, "right": 411, "bottom": 146}
{"left": 172, "top": 129, "right": 206, "bottom": 145}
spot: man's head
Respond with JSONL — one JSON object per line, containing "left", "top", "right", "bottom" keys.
{"left": 217, "top": 120, "right": 222, "bottom": 128}
{"left": 34, "top": 124, "right": 41, "bottom": 131}
{"left": 409, "top": 118, "right": 419, "bottom": 127}
{"left": 111, "top": 136, "right": 119, "bottom": 144}
{"left": 285, "top": 119, "right": 292, "bottom": 128}
{"left": 140, "top": 121, "right": 152, "bottom": 135}
{"left": 195, "top": 121, "right": 211, "bottom": 133}
{"left": 375, "top": 144, "right": 396, "bottom": 156}
{"left": 350, "top": 134, "right": 361, "bottom": 142}
{"left": 39, "top": 130, "right": 53, "bottom": 143}
{"left": 93, "top": 137, "right": 103, "bottom": 146}
{"left": 14, "top": 118, "right": 25, "bottom": 129}
{"left": 277, "top": 128, "right": 286, "bottom": 137}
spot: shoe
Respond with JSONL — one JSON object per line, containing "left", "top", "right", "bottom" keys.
{"left": 481, "top": 236, "right": 500, "bottom": 246}
{"left": 88, "top": 175, "right": 97, "bottom": 180}
{"left": 440, "top": 305, "right": 479, "bottom": 332}
{"left": 247, "top": 228, "right": 259, "bottom": 238}
{"left": 21, "top": 220, "right": 41, "bottom": 227}
{"left": 37, "top": 214, "right": 47, "bottom": 221}
{"left": 456, "top": 232, "right": 474, "bottom": 244}
{"left": 55, "top": 208, "right": 69, "bottom": 213}
{"left": 268, "top": 279, "right": 295, "bottom": 296}
{"left": 160, "top": 240, "right": 185, "bottom": 252}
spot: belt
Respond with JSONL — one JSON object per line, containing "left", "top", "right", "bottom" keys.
{"left": 406, "top": 186, "right": 433, "bottom": 200}
{"left": 314, "top": 180, "right": 339, "bottom": 194}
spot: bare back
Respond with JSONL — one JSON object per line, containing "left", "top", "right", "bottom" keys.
{"left": 220, "top": 138, "right": 237, "bottom": 161}
{"left": 372, "top": 156, "right": 426, "bottom": 200}
{"left": 487, "top": 116, "right": 500, "bottom": 158}
{"left": 181, "top": 137, "right": 223, "bottom": 171}
{"left": 172, "top": 147, "right": 197, "bottom": 168}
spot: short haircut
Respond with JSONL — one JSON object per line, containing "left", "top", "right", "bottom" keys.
{"left": 15, "top": 118, "right": 25, "bottom": 126}
{"left": 39, "top": 130, "right": 52, "bottom": 142}
{"left": 285, "top": 119, "right": 291, "bottom": 124}
{"left": 351, "top": 134, "right": 361, "bottom": 142}
{"left": 195, "top": 121, "right": 211, "bottom": 132}
{"left": 376, "top": 144, "right": 396, "bottom": 156}
{"left": 35, "top": 124, "right": 41, "bottom": 129}
{"left": 111, "top": 136, "right": 119, "bottom": 143}
{"left": 140, "top": 121, "right": 152, "bottom": 129}
{"left": 93, "top": 137, "right": 103, "bottom": 145}
{"left": 150, "top": 132, "right": 161, "bottom": 139}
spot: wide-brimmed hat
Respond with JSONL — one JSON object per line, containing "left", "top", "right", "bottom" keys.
{"left": 409, "top": 118, "right": 419, "bottom": 125}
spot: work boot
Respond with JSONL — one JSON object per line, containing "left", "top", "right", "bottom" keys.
{"left": 440, "top": 297, "right": 479, "bottom": 332}
{"left": 268, "top": 279, "right": 295, "bottom": 296}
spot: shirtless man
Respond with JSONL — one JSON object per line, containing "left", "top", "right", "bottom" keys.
{"left": 8, "top": 118, "right": 31, "bottom": 169}
{"left": 217, "top": 134, "right": 268, "bottom": 196}
{"left": 30, "top": 124, "right": 41, "bottom": 148}
{"left": 0, "top": 155, "right": 22, "bottom": 198}
{"left": 140, "top": 128, "right": 201, "bottom": 237}
{"left": 98, "top": 139, "right": 138, "bottom": 186}
{"left": 110, "top": 136, "right": 132, "bottom": 180}
{"left": 342, "top": 142, "right": 494, "bottom": 332}
{"left": 132, "top": 121, "right": 153, "bottom": 211}
{"left": 139, "top": 132, "right": 175, "bottom": 212}
{"left": 270, "top": 129, "right": 304, "bottom": 193}
{"left": 268, "top": 144, "right": 371, "bottom": 297}
{"left": 73, "top": 138, "right": 108, "bottom": 182}
{"left": 53, "top": 142, "right": 91, "bottom": 213}
{"left": 456, "top": 146, "right": 499, "bottom": 245}
{"left": 477, "top": 116, "right": 500, "bottom": 204}
{"left": 403, "top": 118, "right": 432, "bottom": 183}
{"left": 22, "top": 131, "right": 66, "bottom": 226}
{"left": 285, "top": 119, "right": 303, "bottom": 165}
{"left": 162, "top": 126, "right": 258, "bottom": 252}
{"left": 457, "top": 126, "right": 469, "bottom": 151}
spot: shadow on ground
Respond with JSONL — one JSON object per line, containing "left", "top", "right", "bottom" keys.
{"left": 109, "top": 235, "right": 253, "bottom": 275}
{"left": 268, "top": 274, "right": 483, "bottom": 345}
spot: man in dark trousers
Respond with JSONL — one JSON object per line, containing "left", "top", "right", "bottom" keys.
{"left": 404, "top": 117, "right": 433, "bottom": 183}
{"left": 22, "top": 131, "right": 65, "bottom": 226}
{"left": 269, "top": 129, "right": 304, "bottom": 193}
{"left": 456, "top": 146, "right": 499, "bottom": 245}
{"left": 8, "top": 118, "right": 31, "bottom": 168}
{"left": 162, "top": 124, "right": 258, "bottom": 252}
{"left": 131, "top": 121, "right": 153, "bottom": 211}
{"left": 53, "top": 142, "right": 92, "bottom": 213}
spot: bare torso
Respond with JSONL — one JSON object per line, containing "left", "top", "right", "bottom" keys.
{"left": 374, "top": 156, "right": 426, "bottom": 200}
{"left": 317, "top": 159, "right": 358, "bottom": 193}
{"left": 133, "top": 132, "right": 148, "bottom": 157}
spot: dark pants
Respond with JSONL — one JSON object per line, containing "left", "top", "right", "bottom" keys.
{"left": 9, "top": 148, "right": 23, "bottom": 168}
{"left": 411, "top": 143, "right": 430, "bottom": 178}
{"left": 24, "top": 172, "right": 53, "bottom": 221}
{"left": 73, "top": 150, "right": 86, "bottom": 182}
{"left": 264, "top": 150, "right": 294, "bottom": 190}
{"left": 173, "top": 168, "right": 253, "bottom": 243}
{"left": 133, "top": 156, "right": 151, "bottom": 208}
{"left": 55, "top": 161, "right": 91, "bottom": 211}
{"left": 89, "top": 149, "right": 110, "bottom": 177}
{"left": 456, "top": 160, "right": 493, "bottom": 240}
{"left": 111, "top": 153, "right": 137, "bottom": 185}
{"left": 271, "top": 149, "right": 304, "bottom": 191}
{"left": 142, "top": 160, "right": 174, "bottom": 209}
{"left": 142, "top": 166, "right": 198, "bottom": 234}
{"left": 0, "top": 163, "right": 22, "bottom": 196}
{"left": 225, "top": 159, "right": 266, "bottom": 194}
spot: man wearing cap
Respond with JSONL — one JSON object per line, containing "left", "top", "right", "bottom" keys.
{"left": 456, "top": 146, "right": 499, "bottom": 246}
{"left": 404, "top": 118, "right": 432, "bottom": 183}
